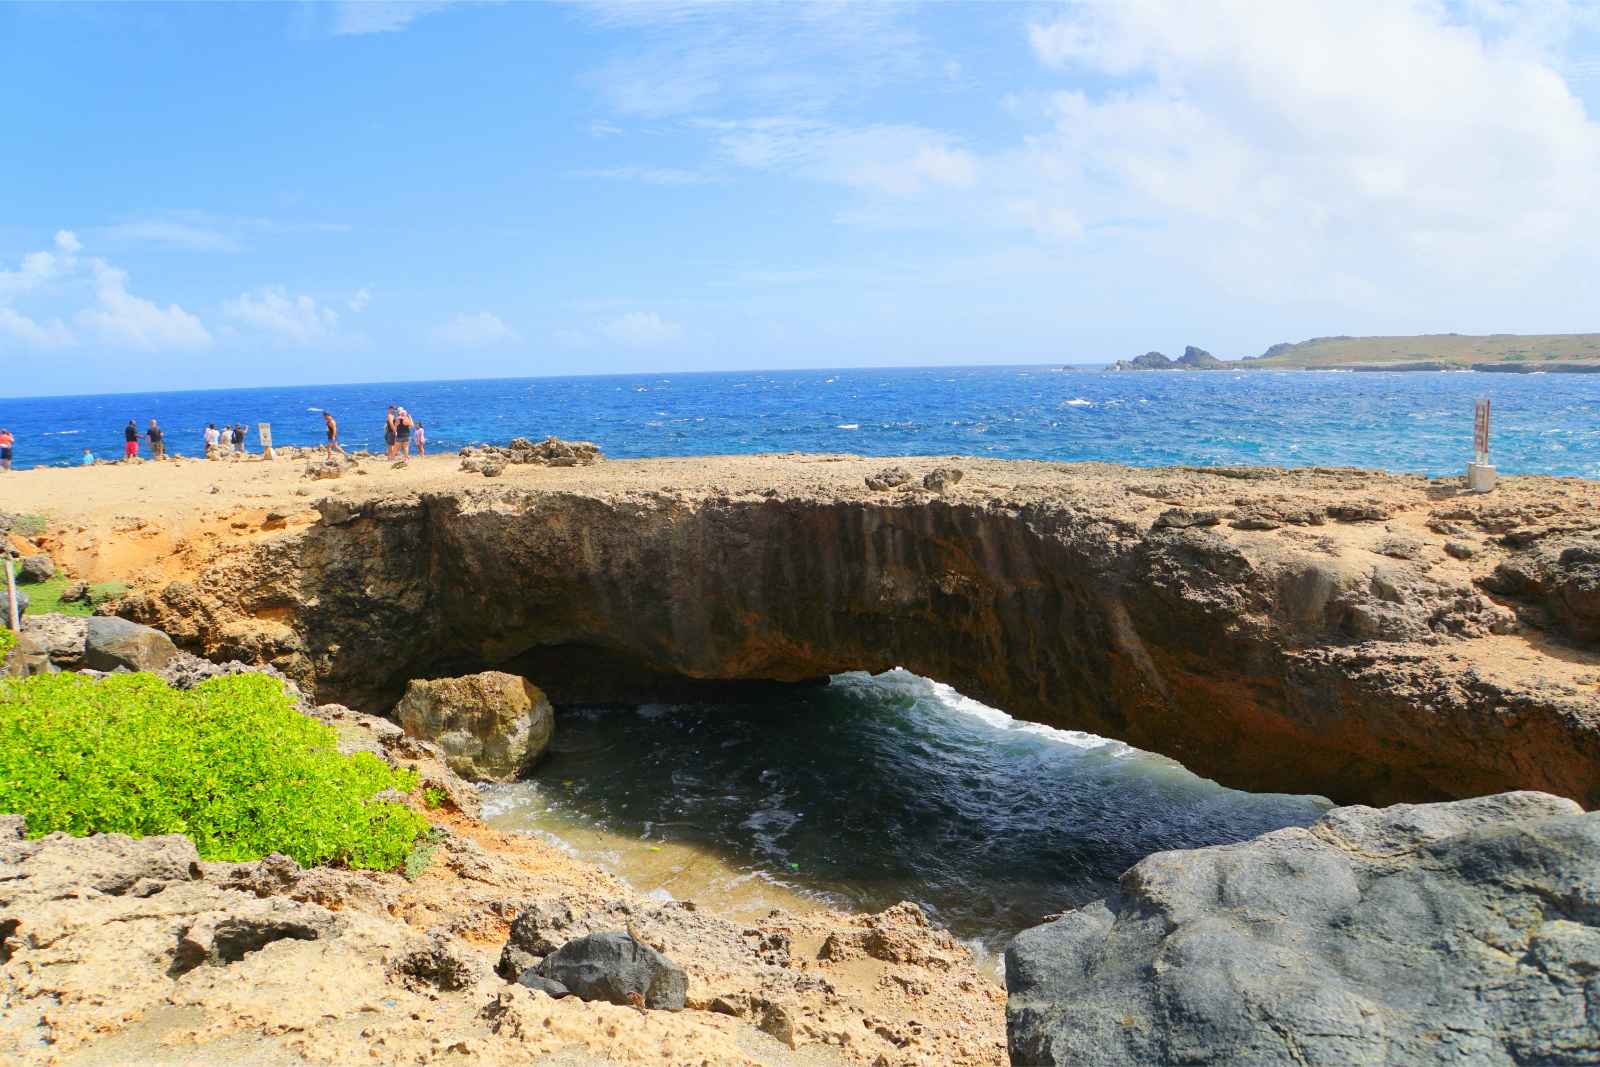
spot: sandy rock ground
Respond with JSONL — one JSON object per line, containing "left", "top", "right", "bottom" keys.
{"left": 0, "top": 701, "right": 1005, "bottom": 1067}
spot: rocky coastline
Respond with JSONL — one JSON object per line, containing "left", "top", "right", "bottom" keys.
{"left": 4, "top": 452, "right": 1599, "bottom": 1064}
{"left": 83, "top": 455, "right": 1600, "bottom": 807}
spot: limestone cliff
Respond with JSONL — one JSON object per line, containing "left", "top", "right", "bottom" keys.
{"left": 115, "top": 456, "right": 1600, "bottom": 807}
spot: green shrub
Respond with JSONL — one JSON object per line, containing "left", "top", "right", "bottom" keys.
{"left": 0, "top": 627, "right": 15, "bottom": 663}
{"left": 0, "top": 672, "right": 427, "bottom": 870}
{"left": 12, "top": 514, "right": 47, "bottom": 538}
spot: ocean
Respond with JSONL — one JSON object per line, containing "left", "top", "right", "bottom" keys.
{"left": 3, "top": 365, "right": 1597, "bottom": 476}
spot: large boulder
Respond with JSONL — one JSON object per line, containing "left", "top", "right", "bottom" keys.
{"left": 82, "top": 616, "right": 179, "bottom": 672}
{"left": 394, "top": 671, "right": 553, "bottom": 783}
{"left": 19, "top": 554, "right": 55, "bottom": 582}
{"left": 535, "top": 931, "right": 687, "bottom": 1010}
{"left": 1005, "top": 791, "right": 1600, "bottom": 1066}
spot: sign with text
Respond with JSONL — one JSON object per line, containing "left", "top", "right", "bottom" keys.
{"left": 1473, "top": 399, "right": 1490, "bottom": 461}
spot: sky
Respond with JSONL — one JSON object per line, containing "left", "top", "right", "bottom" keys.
{"left": 3, "top": 0, "right": 1600, "bottom": 397}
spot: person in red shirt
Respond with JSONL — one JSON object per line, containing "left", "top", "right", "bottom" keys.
{"left": 0, "top": 428, "right": 13, "bottom": 471}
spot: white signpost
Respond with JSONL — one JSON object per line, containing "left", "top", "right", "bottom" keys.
{"left": 1467, "top": 398, "right": 1496, "bottom": 493}
{"left": 258, "top": 422, "right": 275, "bottom": 461}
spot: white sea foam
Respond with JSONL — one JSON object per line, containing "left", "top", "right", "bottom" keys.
{"left": 1064, "top": 398, "right": 1093, "bottom": 407}
{"left": 836, "top": 423, "right": 859, "bottom": 430}
{"left": 855, "top": 668, "right": 1132, "bottom": 755}
{"left": 42, "top": 429, "right": 82, "bottom": 435}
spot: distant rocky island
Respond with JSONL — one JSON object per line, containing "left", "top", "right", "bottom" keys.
{"left": 1104, "top": 333, "right": 1600, "bottom": 372}
{"left": 1106, "top": 345, "right": 1224, "bottom": 372}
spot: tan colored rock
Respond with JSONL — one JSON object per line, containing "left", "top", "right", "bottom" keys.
{"left": 395, "top": 671, "right": 554, "bottom": 782}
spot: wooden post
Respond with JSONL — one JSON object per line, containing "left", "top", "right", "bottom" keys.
{"left": 4, "top": 557, "right": 18, "bottom": 633}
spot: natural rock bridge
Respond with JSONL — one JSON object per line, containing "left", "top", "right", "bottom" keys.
{"left": 121, "top": 456, "right": 1600, "bottom": 806}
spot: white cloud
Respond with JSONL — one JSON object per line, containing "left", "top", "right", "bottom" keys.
{"left": 348, "top": 287, "right": 372, "bottom": 313}
{"left": 599, "top": 311, "right": 683, "bottom": 348}
{"left": 101, "top": 220, "right": 238, "bottom": 252}
{"left": 582, "top": 2, "right": 932, "bottom": 119}
{"left": 576, "top": 166, "right": 722, "bottom": 186}
{"left": 77, "top": 259, "right": 211, "bottom": 350}
{"left": 0, "top": 230, "right": 80, "bottom": 303}
{"left": 0, "top": 308, "right": 74, "bottom": 348}
{"left": 701, "top": 118, "right": 978, "bottom": 195}
{"left": 1013, "top": 0, "right": 1600, "bottom": 292}
{"left": 333, "top": 1, "right": 456, "bottom": 35}
{"left": 223, "top": 286, "right": 340, "bottom": 344}
{"left": 432, "top": 311, "right": 518, "bottom": 347}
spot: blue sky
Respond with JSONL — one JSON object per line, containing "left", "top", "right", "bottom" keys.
{"left": 4, "top": 0, "right": 1600, "bottom": 396}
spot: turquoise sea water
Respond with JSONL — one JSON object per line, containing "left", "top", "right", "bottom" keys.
{"left": 483, "top": 671, "right": 1331, "bottom": 964}
{"left": 4, "top": 365, "right": 1597, "bottom": 476}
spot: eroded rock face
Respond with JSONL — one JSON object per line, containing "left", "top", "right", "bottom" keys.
{"left": 395, "top": 671, "right": 554, "bottom": 782}
{"left": 1005, "top": 791, "right": 1600, "bottom": 1066}
{"left": 114, "top": 461, "right": 1600, "bottom": 806}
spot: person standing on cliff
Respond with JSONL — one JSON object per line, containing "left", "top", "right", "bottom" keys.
{"left": 323, "top": 411, "right": 346, "bottom": 457}
{"left": 0, "top": 427, "right": 13, "bottom": 471}
{"left": 123, "top": 419, "right": 139, "bottom": 461}
{"left": 384, "top": 406, "right": 398, "bottom": 458}
{"left": 146, "top": 419, "right": 164, "bottom": 460}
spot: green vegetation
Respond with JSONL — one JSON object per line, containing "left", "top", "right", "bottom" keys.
{"left": 0, "top": 627, "right": 15, "bottom": 663}
{"left": 12, "top": 572, "right": 128, "bottom": 616}
{"left": 403, "top": 825, "right": 449, "bottom": 880}
{"left": 11, "top": 514, "right": 48, "bottom": 538}
{"left": 422, "top": 785, "right": 448, "bottom": 810}
{"left": 0, "top": 672, "right": 428, "bottom": 870}
{"left": 1247, "top": 333, "right": 1600, "bottom": 368}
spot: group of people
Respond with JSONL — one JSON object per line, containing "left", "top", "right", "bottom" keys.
{"left": 1, "top": 404, "right": 432, "bottom": 472}
{"left": 382, "top": 405, "right": 425, "bottom": 459}
{"left": 203, "top": 422, "right": 250, "bottom": 457}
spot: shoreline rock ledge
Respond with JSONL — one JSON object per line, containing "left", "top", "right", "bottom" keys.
{"left": 1005, "top": 790, "right": 1600, "bottom": 1066}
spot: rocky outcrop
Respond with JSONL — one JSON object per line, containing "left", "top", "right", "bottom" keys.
{"left": 1, "top": 790, "right": 1004, "bottom": 1065}
{"left": 535, "top": 931, "right": 688, "bottom": 1010}
{"left": 114, "top": 459, "right": 1600, "bottom": 806}
{"left": 19, "top": 554, "right": 54, "bottom": 581}
{"left": 1107, "top": 346, "right": 1225, "bottom": 371}
{"left": 83, "top": 615, "right": 177, "bottom": 672}
{"left": 1483, "top": 537, "right": 1600, "bottom": 643}
{"left": 394, "top": 671, "right": 554, "bottom": 782}
{"left": 1005, "top": 791, "right": 1600, "bottom": 1066}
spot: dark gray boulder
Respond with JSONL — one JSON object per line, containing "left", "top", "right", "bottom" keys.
{"left": 19, "top": 554, "right": 55, "bottom": 582}
{"left": 1005, "top": 791, "right": 1600, "bottom": 1066}
{"left": 83, "top": 616, "right": 178, "bottom": 672}
{"left": 514, "top": 971, "right": 571, "bottom": 998}
{"left": 537, "top": 931, "right": 687, "bottom": 1010}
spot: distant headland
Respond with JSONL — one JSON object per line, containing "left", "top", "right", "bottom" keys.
{"left": 1105, "top": 333, "right": 1600, "bottom": 372}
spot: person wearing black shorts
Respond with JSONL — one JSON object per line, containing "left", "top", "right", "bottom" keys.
{"left": 147, "top": 419, "right": 164, "bottom": 459}
{"left": 0, "top": 427, "right": 13, "bottom": 471}
{"left": 324, "top": 411, "right": 346, "bottom": 456}
{"left": 384, "top": 406, "right": 398, "bottom": 458}
{"left": 395, "top": 407, "right": 413, "bottom": 457}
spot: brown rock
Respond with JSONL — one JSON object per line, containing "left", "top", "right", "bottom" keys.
{"left": 395, "top": 671, "right": 554, "bottom": 782}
